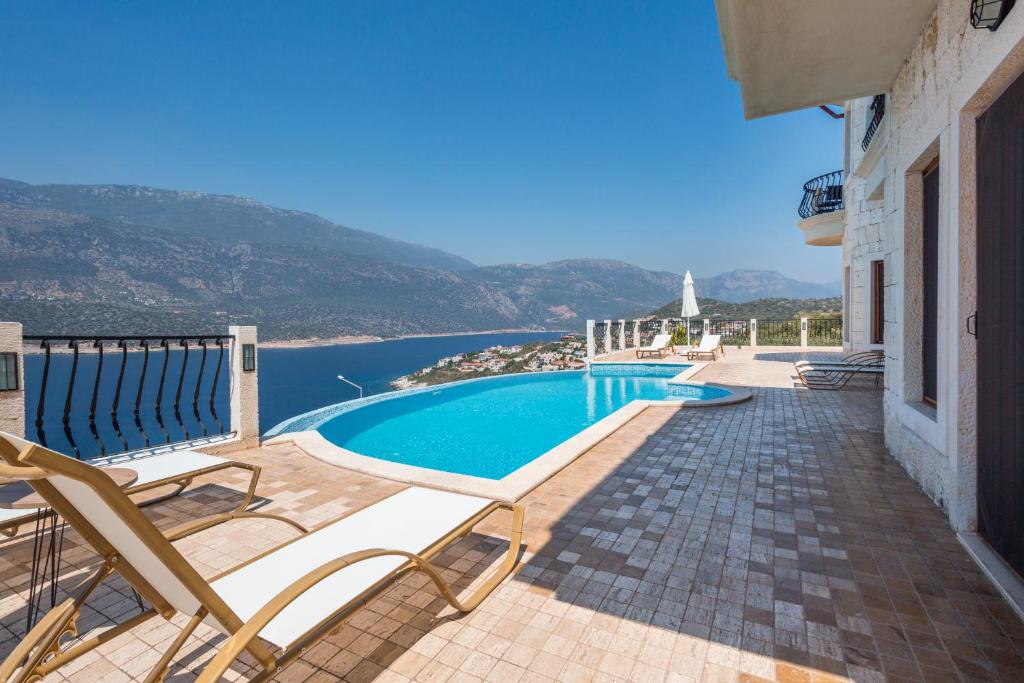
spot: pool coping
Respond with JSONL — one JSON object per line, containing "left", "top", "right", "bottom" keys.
{"left": 263, "top": 369, "right": 751, "bottom": 503}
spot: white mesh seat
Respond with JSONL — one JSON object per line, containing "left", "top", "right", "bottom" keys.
{"left": 211, "top": 487, "right": 491, "bottom": 647}
{"left": 92, "top": 450, "right": 229, "bottom": 487}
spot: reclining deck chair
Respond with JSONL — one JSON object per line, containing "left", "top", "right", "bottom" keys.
{"left": 686, "top": 334, "right": 725, "bottom": 361}
{"left": 0, "top": 445, "right": 263, "bottom": 540}
{"left": 0, "top": 433, "right": 523, "bottom": 683}
{"left": 635, "top": 333, "right": 674, "bottom": 359}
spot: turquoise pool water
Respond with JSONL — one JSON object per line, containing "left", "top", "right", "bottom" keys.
{"left": 313, "top": 366, "right": 730, "bottom": 479}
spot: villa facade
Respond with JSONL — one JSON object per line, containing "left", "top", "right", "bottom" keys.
{"left": 717, "top": 0, "right": 1024, "bottom": 610}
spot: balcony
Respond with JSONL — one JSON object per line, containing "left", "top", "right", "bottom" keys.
{"left": 797, "top": 170, "right": 844, "bottom": 246}
{"left": 861, "top": 94, "right": 886, "bottom": 150}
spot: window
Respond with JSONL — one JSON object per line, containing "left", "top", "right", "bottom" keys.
{"left": 0, "top": 353, "right": 17, "bottom": 391}
{"left": 922, "top": 163, "right": 939, "bottom": 405}
{"left": 843, "top": 266, "right": 851, "bottom": 343}
{"left": 242, "top": 343, "right": 256, "bottom": 372}
{"left": 870, "top": 260, "right": 885, "bottom": 344}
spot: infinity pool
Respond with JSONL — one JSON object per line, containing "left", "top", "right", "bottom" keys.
{"left": 306, "top": 366, "right": 730, "bottom": 479}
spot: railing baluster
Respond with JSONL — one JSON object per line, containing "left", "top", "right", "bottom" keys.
{"left": 155, "top": 340, "right": 171, "bottom": 444}
{"left": 87, "top": 340, "right": 107, "bottom": 456}
{"left": 110, "top": 340, "right": 130, "bottom": 452}
{"left": 193, "top": 339, "right": 208, "bottom": 437}
{"left": 208, "top": 338, "right": 226, "bottom": 434}
{"left": 62, "top": 341, "right": 81, "bottom": 459}
{"left": 173, "top": 339, "right": 191, "bottom": 440}
{"left": 34, "top": 340, "right": 52, "bottom": 447}
{"left": 135, "top": 340, "right": 152, "bottom": 447}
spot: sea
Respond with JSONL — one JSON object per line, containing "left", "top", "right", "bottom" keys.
{"left": 20, "top": 331, "right": 562, "bottom": 459}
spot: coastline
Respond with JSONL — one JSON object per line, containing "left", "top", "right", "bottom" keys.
{"left": 258, "top": 328, "right": 566, "bottom": 350}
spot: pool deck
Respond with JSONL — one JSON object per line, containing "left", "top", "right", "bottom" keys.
{"left": 3, "top": 346, "right": 1024, "bottom": 681}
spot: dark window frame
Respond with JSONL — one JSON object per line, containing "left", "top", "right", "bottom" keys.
{"left": 870, "top": 260, "right": 885, "bottom": 345}
{"left": 0, "top": 352, "right": 18, "bottom": 391}
{"left": 922, "top": 162, "right": 940, "bottom": 406}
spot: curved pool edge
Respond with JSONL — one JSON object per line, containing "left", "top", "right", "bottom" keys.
{"left": 263, "top": 382, "right": 753, "bottom": 502}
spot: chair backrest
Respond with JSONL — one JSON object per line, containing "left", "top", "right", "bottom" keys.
{"left": 650, "top": 334, "right": 672, "bottom": 348}
{"left": 698, "top": 334, "right": 722, "bottom": 351}
{"left": 0, "top": 432, "right": 234, "bottom": 630}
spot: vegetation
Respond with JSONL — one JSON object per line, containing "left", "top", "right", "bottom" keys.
{"left": 650, "top": 296, "right": 842, "bottom": 321}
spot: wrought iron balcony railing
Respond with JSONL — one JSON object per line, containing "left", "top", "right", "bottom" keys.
{"left": 861, "top": 94, "right": 886, "bottom": 151}
{"left": 798, "top": 170, "right": 844, "bottom": 219}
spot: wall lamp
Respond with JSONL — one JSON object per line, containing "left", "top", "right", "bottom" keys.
{"left": 971, "top": 0, "right": 1016, "bottom": 30}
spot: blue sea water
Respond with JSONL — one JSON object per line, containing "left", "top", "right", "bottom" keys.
{"left": 315, "top": 368, "right": 729, "bottom": 479}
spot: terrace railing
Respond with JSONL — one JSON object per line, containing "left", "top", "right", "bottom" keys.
{"left": 799, "top": 170, "right": 844, "bottom": 219}
{"left": 808, "top": 318, "right": 843, "bottom": 347}
{"left": 861, "top": 94, "right": 885, "bottom": 151}
{"left": 586, "top": 317, "right": 844, "bottom": 359}
{"left": 23, "top": 334, "right": 236, "bottom": 460}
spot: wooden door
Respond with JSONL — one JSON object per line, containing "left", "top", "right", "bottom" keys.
{"left": 976, "top": 70, "right": 1024, "bottom": 576}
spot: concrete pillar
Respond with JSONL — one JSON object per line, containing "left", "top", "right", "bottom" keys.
{"left": 0, "top": 322, "right": 25, "bottom": 438}
{"left": 633, "top": 320, "right": 642, "bottom": 348}
{"left": 229, "top": 325, "right": 260, "bottom": 447}
{"left": 750, "top": 319, "right": 757, "bottom": 348}
{"left": 703, "top": 319, "right": 710, "bottom": 335}
{"left": 660, "top": 319, "right": 668, "bottom": 334}
{"left": 800, "top": 317, "right": 809, "bottom": 348}
{"left": 618, "top": 320, "right": 626, "bottom": 351}
{"left": 586, "top": 320, "right": 595, "bottom": 360}
{"left": 604, "top": 320, "right": 612, "bottom": 356}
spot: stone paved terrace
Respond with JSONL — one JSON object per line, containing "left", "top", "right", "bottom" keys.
{"left": 2, "top": 347, "right": 1023, "bottom": 682}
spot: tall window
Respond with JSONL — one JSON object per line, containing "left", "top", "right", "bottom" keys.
{"left": 843, "top": 266, "right": 851, "bottom": 343}
{"left": 870, "top": 260, "right": 885, "bottom": 344}
{"left": 922, "top": 163, "right": 939, "bottom": 405}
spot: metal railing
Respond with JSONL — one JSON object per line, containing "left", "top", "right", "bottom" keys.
{"left": 23, "top": 334, "right": 234, "bottom": 460}
{"left": 808, "top": 318, "right": 843, "bottom": 347}
{"left": 636, "top": 320, "right": 662, "bottom": 347}
{"left": 609, "top": 321, "right": 623, "bottom": 352}
{"left": 591, "top": 322, "right": 608, "bottom": 356}
{"left": 798, "top": 170, "right": 844, "bottom": 219}
{"left": 861, "top": 95, "right": 885, "bottom": 151}
{"left": 707, "top": 320, "right": 751, "bottom": 346}
{"left": 756, "top": 320, "right": 801, "bottom": 346}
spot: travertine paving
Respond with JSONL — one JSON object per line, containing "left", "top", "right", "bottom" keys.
{"left": 1, "top": 348, "right": 1021, "bottom": 681}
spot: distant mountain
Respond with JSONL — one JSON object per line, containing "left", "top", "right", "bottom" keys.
{"left": 0, "top": 177, "right": 838, "bottom": 340}
{"left": 693, "top": 269, "right": 840, "bottom": 302}
{"left": 0, "top": 204, "right": 683, "bottom": 339}
{"left": 0, "top": 178, "right": 475, "bottom": 272}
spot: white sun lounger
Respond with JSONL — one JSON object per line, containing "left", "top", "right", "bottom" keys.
{"left": 635, "top": 333, "right": 674, "bottom": 358}
{"left": 686, "top": 334, "right": 725, "bottom": 361}
{"left": 0, "top": 433, "right": 524, "bottom": 683}
{"left": 0, "top": 444, "right": 262, "bottom": 539}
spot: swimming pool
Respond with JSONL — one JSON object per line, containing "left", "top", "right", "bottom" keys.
{"left": 270, "top": 365, "right": 735, "bottom": 480}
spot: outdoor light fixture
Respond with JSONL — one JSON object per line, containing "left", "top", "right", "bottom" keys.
{"left": 0, "top": 353, "right": 18, "bottom": 391}
{"left": 971, "top": 0, "right": 1016, "bottom": 31}
{"left": 241, "top": 343, "right": 256, "bottom": 372}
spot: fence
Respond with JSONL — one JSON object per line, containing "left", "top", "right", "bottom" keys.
{"left": 586, "top": 317, "right": 843, "bottom": 359}
{"left": 0, "top": 323, "right": 260, "bottom": 459}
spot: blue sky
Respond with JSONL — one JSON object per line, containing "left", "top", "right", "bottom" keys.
{"left": 0, "top": 1, "right": 842, "bottom": 282}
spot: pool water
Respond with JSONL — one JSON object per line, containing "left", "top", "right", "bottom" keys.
{"left": 315, "top": 367, "right": 730, "bottom": 479}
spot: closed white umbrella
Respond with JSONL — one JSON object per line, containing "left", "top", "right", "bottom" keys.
{"left": 680, "top": 270, "right": 700, "bottom": 347}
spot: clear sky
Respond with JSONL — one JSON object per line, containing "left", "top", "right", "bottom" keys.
{"left": 0, "top": 1, "right": 843, "bottom": 282}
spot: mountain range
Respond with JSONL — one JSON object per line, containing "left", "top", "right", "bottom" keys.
{"left": 0, "top": 178, "right": 839, "bottom": 340}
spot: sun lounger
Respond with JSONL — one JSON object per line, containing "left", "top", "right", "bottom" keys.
{"left": 0, "top": 445, "right": 262, "bottom": 539}
{"left": 686, "top": 334, "right": 725, "bottom": 361}
{"left": 0, "top": 433, "right": 524, "bottom": 683}
{"left": 635, "top": 333, "right": 674, "bottom": 358}
{"left": 797, "top": 363, "right": 884, "bottom": 389}
{"left": 794, "top": 350, "right": 883, "bottom": 369}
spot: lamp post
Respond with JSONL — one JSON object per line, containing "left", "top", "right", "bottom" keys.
{"left": 337, "top": 375, "right": 363, "bottom": 399}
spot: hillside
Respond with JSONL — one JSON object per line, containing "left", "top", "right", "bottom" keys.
{"left": 0, "top": 178, "right": 475, "bottom": 272}
{"left": 694, "top": 269, "right": 840, "bottom": 302}
{"left": 650, "top": 296, "right": 842, "bottom": 320}
{"left": 0, "top": 176, "right": 841, "bottom": 340}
